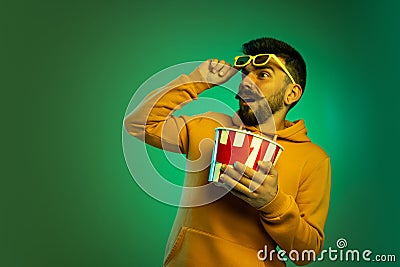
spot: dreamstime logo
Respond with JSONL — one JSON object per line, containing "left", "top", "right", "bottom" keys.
{"left": 122, "top": 61, "right": 275, "bottom": 207}
{"left": 257, "top": 238, "right": 397, "bottom": 263}
{"left": 336, "top": 237, "right": 348, "bottom": 249}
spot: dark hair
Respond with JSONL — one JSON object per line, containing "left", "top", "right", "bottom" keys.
{"left": 242, "top": 37, "right": 307, "bottom": 109}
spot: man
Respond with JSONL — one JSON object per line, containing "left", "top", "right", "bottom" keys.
{"left": 124, "top": 37, "right": 331, "bottom": 266}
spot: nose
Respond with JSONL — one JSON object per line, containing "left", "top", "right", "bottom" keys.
{"left": 240, "top": 71, "right": 257, "bottom": 91}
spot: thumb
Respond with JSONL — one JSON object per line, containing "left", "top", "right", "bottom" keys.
{"left": 257, "top": 161, "right": 273, "bottom": 175}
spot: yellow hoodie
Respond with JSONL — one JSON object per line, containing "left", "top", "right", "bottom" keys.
{"left": 124, "top": 68, "right": 331, "bottom": 266}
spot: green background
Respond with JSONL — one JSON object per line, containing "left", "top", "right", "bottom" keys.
{"left": 2, "top": 0, "right": 399, "bottom": 266}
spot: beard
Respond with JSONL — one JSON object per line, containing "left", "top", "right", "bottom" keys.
{"left": 237, "top": 86, "right": 286, "bottom": 126}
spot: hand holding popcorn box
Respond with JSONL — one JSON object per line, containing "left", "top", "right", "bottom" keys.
{"left": 208, "top": 127, "right": 284, "bottom": 183}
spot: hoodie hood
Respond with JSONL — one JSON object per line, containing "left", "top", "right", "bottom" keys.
{"left": 277, "top": 120, "right": 310, "bottom": 143}
{"left": 232, "top": 112, "right": 310, "bottom": 143}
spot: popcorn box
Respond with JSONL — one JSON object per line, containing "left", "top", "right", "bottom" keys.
{"left": 208, "top": 127, "right": 284, "bottom": 183}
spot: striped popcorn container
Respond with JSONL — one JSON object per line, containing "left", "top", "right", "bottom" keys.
{"left": 208, "top": 127, "right": 284, "bottom": 183}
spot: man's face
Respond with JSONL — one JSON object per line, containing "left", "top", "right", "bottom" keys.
{"left": 236, "top": 57, "right": 290, "bottom": 126}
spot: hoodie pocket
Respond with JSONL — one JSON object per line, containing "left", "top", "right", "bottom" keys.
{"left": 164, "top": 227, "right": 272, "bottom": 267}
{"left": 164, "top": 227, "right": 187, "bottom": 266}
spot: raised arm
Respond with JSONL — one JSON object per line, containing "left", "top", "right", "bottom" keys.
{"left": 124, "top": 60, "right": 237, "bottom": 154}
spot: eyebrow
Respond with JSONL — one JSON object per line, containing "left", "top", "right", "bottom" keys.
{"left": 242, "top": 63, "right": 278, "bottom": 75}
{"left": 254, "top": 64, "right": 276, "bottom": 73}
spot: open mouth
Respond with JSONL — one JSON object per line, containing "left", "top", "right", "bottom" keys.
{"left": 240, "top": 97, "right": 256, "bottom": 103}
{"left": 236, "top": 94, "right": 258, "bottom": 105}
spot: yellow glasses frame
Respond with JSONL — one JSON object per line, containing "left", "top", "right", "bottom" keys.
{"left": 234, "top": 54, "right": 296, "bottom": 84}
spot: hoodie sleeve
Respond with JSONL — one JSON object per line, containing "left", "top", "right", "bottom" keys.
{"left": 257, "top": 157, "right": 331, "bottom": 266}
{"left": 124, "top": 67, "right": 211, "bottom": 154}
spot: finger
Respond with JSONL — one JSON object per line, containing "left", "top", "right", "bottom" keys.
{"left": 233, "top": 161, "right": 256, "bottom": 178}
{"left": 217, "top": 62, "right": 233, "bottom": 77}
{"left": 233, "top": 161, "right": 266, "bottom": 191}
{"left": 225, "top": 167, "right": 264, "bottom": 192}
{"left": 223, "top": 164, "right": 248, "bottom": 182}
{"left": 220, "top": 173, "right": 253, "bottom": 196}
{"left": 221, "top": 163, "right": 227, "bottom": 172}
{"left": 249, "top": 181, "right": 262, "bottom": 192}
{"left": 256, "top": 162, "right": 278, "bottom": 187}
{"left": 257, "top": 161, "right": 272, "bottom": 174}
{"left": 215, "top": 60, "right": 226, "bottom": 73}
{"left": 266, "top": 163, "right": 278, "bottom": 177}
{"left": 209, "top": 59, "right": 218, "bottom": 73}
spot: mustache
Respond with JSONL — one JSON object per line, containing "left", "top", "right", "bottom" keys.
{"left": 235, "top": 85, "right": 265, "bottom": 101}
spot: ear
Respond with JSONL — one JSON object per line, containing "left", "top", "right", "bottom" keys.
{"left": 284, "top": 84, "right": 303, "bottom": 106}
